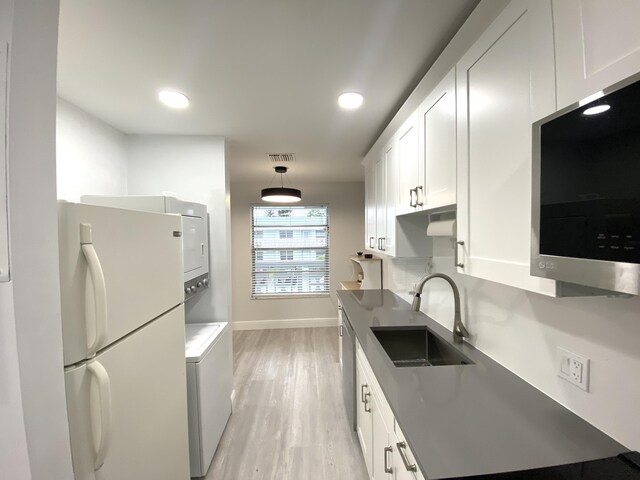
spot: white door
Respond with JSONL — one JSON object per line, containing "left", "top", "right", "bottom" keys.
{"left": 553, "top": 0, "right": 640, "bottom": 109}
{"left": 456, "top": 0, "right": 559, "bottom": 295}
{"left": 356, "top": 354, "right": 373, "bottom": 476}
{"left": 372, "top": 394, "right": 393, "bottom": 480}
{"left": 182, "top": 215, "right": 207, "bottom": 280}
{"left": 0, "top": 43, "right": 8, "bottom": 282}
{"left": 64, "top": 305, "right": 190, "bottom": 480}
{"left": 384, "top": 140, "right": 397, "bottom": 256}
{"left": 396, "top": 115, "right": 420, "bottom": 216}
{"left": 421, "top": 68, "right": 457, "bottom": 210}
{"left": 365, "top": 162, "right": 377, "bottom": 251}
{"left": 375, "top": 153, "right": 387, "bottom": 252}
{"left": 58, "top": 202, "right": 184, "bottom": 365}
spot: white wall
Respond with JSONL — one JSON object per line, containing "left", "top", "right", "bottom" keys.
{"left": 56, "top": 97, "right": 129, "bottom": 201}
{"left": 230, "top": 181, "right": 364, "bottom": 328}
{"left": 127, "top": 135, "right": 231, "bottom": 324}
{"left": 4, "top": 0, "right": 74, "bottom": 478}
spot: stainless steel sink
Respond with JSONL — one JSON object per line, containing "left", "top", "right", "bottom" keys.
{"left": 371, "top": 326, "right": 474, "bottom": 367}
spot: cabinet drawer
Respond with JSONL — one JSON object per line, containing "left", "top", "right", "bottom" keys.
{"left": 393, "top": 420, "right": 425, "bottom": 480}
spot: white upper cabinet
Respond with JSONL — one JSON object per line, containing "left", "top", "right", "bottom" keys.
{"left": 396, "top": 114, "right": 421, "bottom": 216}
{"left": 365, "top": 140, "right": 397, "bottom": 256}
{"left": 456, "top": 0, "right": 559, "bottom": 295}
{"left": 553, "top": 0, "right": 640, "bottom": 109}
{"left": 375, "top": 152, "right": 386, "bottom": 252}
{"left": 365, "top": 160, "right": 377, "bottom": 251}
{"left": 420, "top": 68, "right": 457, "bottom": 210}
{"left": 384, "top": 141, "right": 397, "bottom": 256}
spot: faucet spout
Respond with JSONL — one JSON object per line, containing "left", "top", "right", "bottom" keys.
{"left": 411, "top": 273, "right": 469, "bottom": 344}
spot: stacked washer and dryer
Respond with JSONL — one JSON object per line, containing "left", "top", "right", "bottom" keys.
{"left": 82, "top": 195, "right": 233, "bottom": 478}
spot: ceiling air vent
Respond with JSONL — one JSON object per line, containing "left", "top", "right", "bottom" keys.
{"left": 268, "top": 153, "right": 295, "bottom": 163}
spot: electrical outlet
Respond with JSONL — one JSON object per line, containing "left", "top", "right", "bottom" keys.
{"left": 557, "top": 347, "right": 590, "bottom": 391}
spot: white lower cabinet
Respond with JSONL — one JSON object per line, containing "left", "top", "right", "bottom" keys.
{"left": 392, "top": 420, "right": 426, "bottom": 480}
{"left": 356, "top": 339, "right": 425, "bottom": 480}
{"left": 356, "top": 352, "right": 374, "bottom": 475}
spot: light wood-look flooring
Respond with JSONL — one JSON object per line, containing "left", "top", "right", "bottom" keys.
{"left": 206, "top": 327, "right": 368, "bottom": 480}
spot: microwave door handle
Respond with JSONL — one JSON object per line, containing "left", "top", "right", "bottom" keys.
{"left": 87, "top": 360, "right": 112, "bottom": 471}
{"left": 80, "top": 223, "right": 108, "bottom": 356}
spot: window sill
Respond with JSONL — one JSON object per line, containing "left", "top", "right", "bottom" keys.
{"left": 251, "top": 293, "right": 331, "bottom": 300}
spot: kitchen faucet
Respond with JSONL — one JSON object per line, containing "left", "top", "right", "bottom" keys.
{"left": 411, "top": 273, "right": 470, "bottom": 344}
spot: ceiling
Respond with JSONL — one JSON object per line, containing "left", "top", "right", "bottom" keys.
{"left": 57, "top": 0, "right": 479, "bottom": 183}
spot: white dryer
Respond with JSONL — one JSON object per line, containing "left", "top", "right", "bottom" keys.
{"left": 185, "top": 322, "right": 233, "bottom": 477}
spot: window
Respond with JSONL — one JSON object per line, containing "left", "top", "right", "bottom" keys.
{"left": 251, "top": 205, "right": 329, "bottom": 297}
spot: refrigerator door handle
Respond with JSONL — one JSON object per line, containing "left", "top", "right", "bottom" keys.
{"left": 87, "top": 360, "right": 112, "bottom": 471}
{"left": 80, "top": 223, "right": 108, "bottom": 355}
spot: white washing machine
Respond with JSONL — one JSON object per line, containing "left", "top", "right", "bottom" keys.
{"left": 185, "top": 322, "right": 233, "bottom": 477}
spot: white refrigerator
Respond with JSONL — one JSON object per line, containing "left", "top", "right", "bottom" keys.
{"left": 59, "top": 202, "right": 190, "bottom": 479}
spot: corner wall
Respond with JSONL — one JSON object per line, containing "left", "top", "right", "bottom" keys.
{"left": 56, "top": 98, "right": 129, "bottom": 201}
{"left": 127, "top": 135, "right": 232, "bottom": 324}
{"left": 230, "top": 181, "right": 364, "bottom": 329}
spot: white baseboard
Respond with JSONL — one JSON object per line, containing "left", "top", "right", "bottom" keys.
{"left": 232, "top": 317, "right": 338, "bottom": 331}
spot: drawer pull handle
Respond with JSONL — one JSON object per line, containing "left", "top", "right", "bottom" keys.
{"left": 397, "top": 441, "right": 417, "bottom": 472}
{"left": 455, "top": 240, "right": 465, "bottom": 268}
{"left": 384, "top": 446, "right": 393, "bottom": 473}
{"left": 364, "top": 392, "right": 371, "bottom": 413}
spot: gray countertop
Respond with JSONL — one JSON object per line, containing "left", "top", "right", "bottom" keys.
{"left": 337, "top": 289, "right": 626, "bottom": 479}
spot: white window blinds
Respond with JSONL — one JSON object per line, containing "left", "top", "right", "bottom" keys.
{"left": 251, "top": 205, "right": 329, "bottom": 297}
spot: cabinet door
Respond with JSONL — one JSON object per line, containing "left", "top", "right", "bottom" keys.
{"left": 396, "top": 115, "right": 420, "bottom": 216}
{"left": 392, "top": 423, "right": 425, "bottom": 480}
{"left": 554, "top": 0, "right": 640, "bottom": 109}
{"left": 456, "top": 0, "right": 559, "bottom": 295}
{"left": 372, "top": 394, "right": 393, "bottom": 480}
{"left": 375, "top": 153, "right": 386, "bottom": 253}
{"left": 0, "top": 43, "right": 8, "bottom": 283}
{"left": 356, "top": 354, "right": 373, "bottom": 476}
{"left": 384, "top": 141, "right": 396, "bottom": 256}
{"left": 365, "top": 162, "right": 377, "bottom": 251}
{"left": 422, "top": 68, "right": 457, "bottom": 210}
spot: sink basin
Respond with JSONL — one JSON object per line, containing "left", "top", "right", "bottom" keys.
{"left": 371, "top": 326, "right": 473, "bottom": 367}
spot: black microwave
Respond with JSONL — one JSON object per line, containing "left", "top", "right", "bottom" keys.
{"left": 531, "top": 74, "right": 640, "bottom": 295}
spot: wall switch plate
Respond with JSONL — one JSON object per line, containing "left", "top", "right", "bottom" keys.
{"left": 557, "top": 347, "right": 590, "bottom": 391}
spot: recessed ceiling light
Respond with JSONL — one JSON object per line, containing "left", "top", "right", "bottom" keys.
{"left": 338, "top": 92, "right": 364, "bottom": 110}
{"left": 583, "top": 104, "right": 610, "bottom": 116}
{"left": 158, "top": 89, "right": 190, "bottom": 109}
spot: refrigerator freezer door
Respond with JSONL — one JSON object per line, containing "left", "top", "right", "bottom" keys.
{"left": 64, "top": 304, "right": 189, "bottom": 480}
{"left": 58, "top": 202, "right": 183, "bottom": 366}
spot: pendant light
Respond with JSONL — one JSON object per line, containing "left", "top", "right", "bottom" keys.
{"left": 261, "top": 166, "right": 302, "bottom": 203}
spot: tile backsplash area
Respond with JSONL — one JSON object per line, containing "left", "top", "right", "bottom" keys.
{"left": 380, "top": 238, "right": 640, "bottom": 451}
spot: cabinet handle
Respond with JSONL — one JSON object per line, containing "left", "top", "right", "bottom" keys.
{"left": 379, "top": 237, "right": 386, "bottom": 252}
{"left": 364, "top": 392, "right": 371, "bottom": 413}
{"left": 369, "top": 236, "right": 375, "bottom": 249}
{"left": 416, "top": 186, "right": 424, "bottom": 207}
{"left": 409, "top": 188, "right": 417, "bottom": 208}
{"left": 455, "top": 240, "right": 465, "bottom": 268}
{"left": 396, "top": 441, "right": 417, "bottom": 472}
{"left": 384, "top": 446, "right": 393, "bottom": 473}
{"left": 339, "top": 324, "right": 343, "bottom": 337}
{"left": 361, "top": 384, "right": 368, "bottom": 403}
